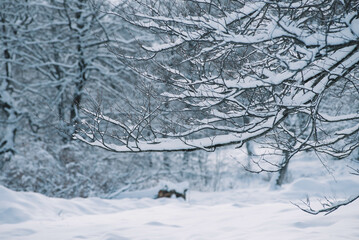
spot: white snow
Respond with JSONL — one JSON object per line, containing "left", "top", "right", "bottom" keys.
{"left": 1, "top": 150, "right": 359, "bottom": 240}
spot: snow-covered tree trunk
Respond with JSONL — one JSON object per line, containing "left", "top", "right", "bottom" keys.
{"left": 68, "top": 0, "right": 87, "bottom": 125}
{"left": 0, "top": 1, "right": 26, "bottom": 166}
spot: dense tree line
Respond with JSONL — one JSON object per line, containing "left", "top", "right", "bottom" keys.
{"left": 0, "top": 0, "right": 224, "bottom": 198}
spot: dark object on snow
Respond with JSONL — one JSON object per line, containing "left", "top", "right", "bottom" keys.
{"left": 157, "top": 189, "right": 187, "bottom": 200}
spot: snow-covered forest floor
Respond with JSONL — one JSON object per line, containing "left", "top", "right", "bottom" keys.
{"left": 1, "top": 150, "right": 359, "bottom": 240}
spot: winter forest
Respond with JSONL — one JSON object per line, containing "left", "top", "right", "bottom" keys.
{"left": 1, "top": 0, "right": 359, "bottom": 239}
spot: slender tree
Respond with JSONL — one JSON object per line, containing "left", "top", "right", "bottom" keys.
{"left": 0, "top": 0, "right": 32, "bottom": 166}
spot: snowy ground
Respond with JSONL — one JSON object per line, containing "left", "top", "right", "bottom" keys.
{"left": 1, "top": 152, "right": 359, "bottom": 240}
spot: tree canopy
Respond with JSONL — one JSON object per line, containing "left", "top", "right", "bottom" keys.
{"left": 75, "top": 0, "right": 359, "bottom": 161}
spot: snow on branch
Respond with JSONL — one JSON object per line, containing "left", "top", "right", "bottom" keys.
{"left": 76, "top": 0, "right": 359, "bottom": 161}
{"left": 293, "top": 194, "right": 359, "bottom": 215}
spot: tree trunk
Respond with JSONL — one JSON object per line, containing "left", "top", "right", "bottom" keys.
{"left": 275, "top": 150, "right": 290, "bottom": 186}
{"left": 163, "top": 152, "right": 170, "bottom": 172}
{"left": 69, "top": 0, "right": 87, "bottom": 127}
{"left": 0, "top": 20, "right": 19, "bottom": 166}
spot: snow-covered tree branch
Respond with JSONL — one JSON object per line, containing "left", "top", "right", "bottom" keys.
{"left": 293, "top": 193, "right": 359, "bottom": 215}
{"left": 76, "top": 0, "right": 359, "bottom": 161}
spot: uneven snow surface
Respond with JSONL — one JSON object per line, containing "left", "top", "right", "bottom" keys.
{"left": 1, "top": 179, "right": 359, "bottom": 240}
{"left": 1, "top": 153, "right": 359, "bottom": 240}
